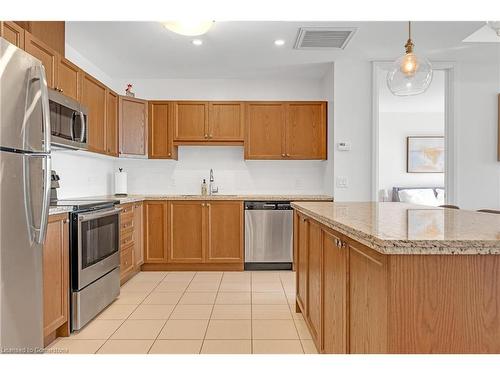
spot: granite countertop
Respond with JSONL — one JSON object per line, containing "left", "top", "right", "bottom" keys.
{"left": 48, "top": 194, "right": 333, "bottom": 214}
{"left": 79, "top": 194, "right": 334, "bottom": 204}
{"left": 291, "top": 201, "right": 500, "bottom": 255}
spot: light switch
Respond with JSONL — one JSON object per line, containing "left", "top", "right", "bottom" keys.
{"left": 336, "top": 176, "right": 349, "bottom": 188}
{"left": 337, "top": 141, "right": 351, "bottom": 151}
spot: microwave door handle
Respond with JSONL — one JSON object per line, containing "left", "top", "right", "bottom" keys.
{"left": 70, "top": 112, "right": 76, "bottom": 141}
{"left": 79, "top": 110, "right": 86, "bottom": 142}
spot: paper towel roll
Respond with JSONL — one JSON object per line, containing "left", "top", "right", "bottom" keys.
{"left": 114, "top": 169, "right": 128, "bottom": 196}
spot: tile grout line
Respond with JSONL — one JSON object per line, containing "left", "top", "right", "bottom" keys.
{"left": 278, "top": 272, "right": 305, "bottom": 354}
{"left": 200, "top": 272, "right": 223, "bottom": 354}
{"left": 97, "top": 271, "right": 169, "bottom": 353}
{"left": 147, "top": 271, "right": 196, "bottom": 354}
{"left": 250, "top": 271, "right": 254, "bottom": 354}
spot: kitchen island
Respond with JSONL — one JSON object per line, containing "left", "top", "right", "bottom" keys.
{"left": 291, "top": 201, "right": 500, "bottom": 354}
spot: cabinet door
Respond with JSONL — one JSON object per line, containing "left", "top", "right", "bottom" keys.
{"left": 149, "top": 101, "right": 175, "bottom": 158}
{"left": 144, "top": 201, "right": 168, "bottom": 263}
{"left": 307, "top": 220, "right": 322, "bottom": 347}
{"left": 322, "top": 229, "right": 348, "bottom": 354}
{"left": 43, "top": 214, "right": 69, "bottom": 338}
{"left": 208, "top": 102, "right": 244, "bottom": 141}
{"left": 285, "top": 102, "right": 326, "bottom": 159}
{"left": 24, "top": 32, "right": 57, "bottom": 89}
{"left": 56, "top": 57, "right": 80, "bottom": 101}
{"left": 133, "top": 202, "right": 144, "bottom": 267}
{"left": 119, "top": 96, "right": 148, "bottom": 156}
{"left": 349, "top": 241, "right": 388, "bottom": 354}
{"left": 1, "top": 21, "right": 25, "bottom": 48}
{"left": 245, "top": 102, "right": 285, "bottom": 159}
{"left": 169, "top": 201, "right": 205, "bottom": 263}
{"left": 81, "top": 73, "right": 107, "bottom": 154}
{"left": 173, "top": 102, "right": 208, "bottom": 141}
{"left": 106, "top": 90, "right": 119, "bottom": 156}
{"left": 295, "top": 212, "right": 308, "bottom": 313}
{"left": 21, "top": 21, "right": 65, "bottom": 56}
{"left": 206, "top": 201, "right": 243, "bottom": 263}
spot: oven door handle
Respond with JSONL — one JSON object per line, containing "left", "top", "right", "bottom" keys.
{"left": 78, "top": 207, "right": 122, "bottom": 222}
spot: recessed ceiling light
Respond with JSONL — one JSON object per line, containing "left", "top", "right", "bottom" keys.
{"left": 162, "top": 21, "right": 214, "bottom": 36}
{"left": 192, "top": 39, "right": 203, "bottom": 46}
{"left": 274, "top": 39, "right": 285, "bottom": 46}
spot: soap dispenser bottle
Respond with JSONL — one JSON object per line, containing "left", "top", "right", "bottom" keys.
{"left": 201, "top": 179, "right": 208, "bottom": 196}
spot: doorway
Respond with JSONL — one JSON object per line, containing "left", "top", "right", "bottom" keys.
{"left": 372, "top": 62, "right": 456, "bottom": 206}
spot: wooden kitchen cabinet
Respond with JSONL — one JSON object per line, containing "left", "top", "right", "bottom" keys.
{"left": 168, "top": 201, "right": 206, "bottom": 262}
{"left": 245, "top": 101, "right": 327, "bottom": 160}
{"left": 348, "top": 242, "right": 388, "bottom": 354}
{"left": 106, "top": 90, "right": 119, "bottom": 156}
{"left": 43, "top": 213, "right": 69, "bottom": 346}
{"left": 119, "top": 203, "right": 135, "bottom": 284}
{"left": 144, "top": 201, "right": 169, "bottom": 263}
{"left": 81, "top": 73, "right": 107, "bottom": 154}
{"left": 306, "top": 220, "right": 322, "bottom": 347}
{"left": 14, "top": 21, "right": 65, "bottom": 56}
{"left": 55, "top": 56, "right": 81, "bottom": 101}
{"left": 133, "top": 202, "right": 144, "bottom": 268}
{"left": 295, "top": 211, "right": 308, "bottom": 314}
{"left": 24, "top": 31, "right": 57, "bottom": 89}
{"left": 148, "top": 101, "right": 177, "bottom": 159}
{"left": 206, "top": 201, "right": 243, "bottom": 263}
{"left": 208, "top": 102, "right": 244, "bottom": 142}
{"left": 322, "top": 228, "right": 348, "bottom": 354}
{"left": 0, "top": 21, "right": 25, "bottom": 48}
{"left": 245, "top": 102, "right": 286, "bottom": 159}
{"left": 119, "top": 96, "right": 148, "bottom": 157}
{"left": 173, "top": 101, "right": 208, "bottom": 142}
{"left": 286, "top": 102, "right": 326, "bottom": 159}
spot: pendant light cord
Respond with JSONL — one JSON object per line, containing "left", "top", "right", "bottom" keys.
{"left": 408, "top": 21, "right": 411, "bottom": 40}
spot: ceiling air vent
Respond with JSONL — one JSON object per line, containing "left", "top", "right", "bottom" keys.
{"left": 294, "top": 27, "right": 357, "bottom": 50}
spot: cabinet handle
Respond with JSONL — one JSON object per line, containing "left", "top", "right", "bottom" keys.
{"left": 207, "top": 203, "right": 210, "bottom": 207}
{"left": 286, "top": 153, "right": 290, "bottom": 157}
{"left": 168, "top": 152, "right": 172, "bottom": 156}
{"left": 281, "top": 153, "right": 286, "bottom": 157}
{"left": 204, "top": 134, "right": 208, "bottom": 139}
{"left": 63, "top": 219, "right": 69, "bottom": 224}
{"left": 209, "top": 134, "right": 213, "bottom": 138}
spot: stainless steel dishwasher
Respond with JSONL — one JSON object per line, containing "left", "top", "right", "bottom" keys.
{"left": 244, "top": 201, "right": 293, "bottom": 270}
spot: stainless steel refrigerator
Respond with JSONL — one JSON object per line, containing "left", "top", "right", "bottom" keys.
{"left": 0, "top": 37, "right": 51, "bottom": 352}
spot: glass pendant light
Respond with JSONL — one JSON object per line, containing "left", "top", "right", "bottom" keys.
{"left": 387, "top": 21, "right": 433, "bottom": 96}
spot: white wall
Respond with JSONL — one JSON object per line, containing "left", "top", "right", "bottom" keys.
{"left": 378, "top": 112, "right": 445, "bottom": 196}
{"left": 51, "top": 150, "right": 115, "bottom": 198}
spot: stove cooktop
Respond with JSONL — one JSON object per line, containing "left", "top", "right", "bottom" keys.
{"left": 50, "top": 199, "right": 119, "bottom": 211}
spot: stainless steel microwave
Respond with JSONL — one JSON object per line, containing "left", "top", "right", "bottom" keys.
{"left": 48, "top": 89, "right": 88, "bottom": 150}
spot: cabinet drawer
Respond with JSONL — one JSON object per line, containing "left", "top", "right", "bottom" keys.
{"left": 120, "top": 227, "right": 134, "bottom": 249}
{"left": 120, "top": 218, "right": 134, "bottom": 232}
{"left": 120, "top": 245, "right": 134, "bottom": 276}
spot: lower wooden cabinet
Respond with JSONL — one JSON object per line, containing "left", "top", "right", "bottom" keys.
{"left": 133, "top": 202, "right": 144, "bottom": 268}
{"left": 119, "top": 203, "right": 137, "bottom": 284}
{"left": 43, "top": 213, "right": 69, "bottom": 346}
{"left": 295, "top": 212, "right": 308, "bottom": 314}
{"left": 306, "top": 220, "right": 322, "bottom": 347}
{"left": 142, "top": 200, "right": 244, "bottom": 270}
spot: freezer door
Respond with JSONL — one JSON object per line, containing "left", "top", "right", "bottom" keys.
{"left": 0, "top": 38, "right": 51, "bottom": 153}
{"left": 0, "top": 150, "right": 51, "bottom": 351}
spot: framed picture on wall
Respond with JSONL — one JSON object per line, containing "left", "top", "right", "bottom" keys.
{"left": 407, "top": 136, "right": 445, "bottom": 173}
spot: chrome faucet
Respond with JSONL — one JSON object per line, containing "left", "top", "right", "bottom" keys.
{"left": 209, "top": 169, "right": 218, "bottom": 195}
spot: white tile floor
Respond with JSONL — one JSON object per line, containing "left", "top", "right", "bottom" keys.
{"left": 46, "top": 271, "right": 318, "bottom": 354}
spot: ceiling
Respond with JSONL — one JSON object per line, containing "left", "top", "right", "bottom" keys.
{"left": 66, "top": 21, "right": 499, "bottom": 79}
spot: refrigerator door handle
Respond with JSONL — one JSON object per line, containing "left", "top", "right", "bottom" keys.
{"left": 23, "top": 154, "right": 52, "bottom": 244}
{"left": 26, "top": 65, "right": 51, "bottom": 153}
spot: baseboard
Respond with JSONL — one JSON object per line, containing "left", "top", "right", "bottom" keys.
{"left": 141, "top": 262, "right": 244, "bottom": 272}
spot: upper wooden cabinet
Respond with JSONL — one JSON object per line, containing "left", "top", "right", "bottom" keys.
{"left": 81, "top": 73, "right": 107, "bottom": 154}
{"left": 206, "top": 201, "right": 243, "bottom": 263}
{"left": 148, "top": 101, "right": 176, "bottom": 159}
{"left": 208, "top": 102, "right": 244, "bottom": 142}
{"left": 173, "top": 101, "right": 244, "bottom": 144}
{"left": 43, "top": 213, "right": 69, "bottom": 346}
{"left": 245, "top": 101, "right": 327, "bottom": 160}
{"left": 14, "top": 21, "right": 65, "bottom": 56}
{"left": 245, "top": 102, "right": 286, "bottom": 159}
{"left": 1, "top": 21, "right": 25, "bottom": 48}
{"left": 119, "top": 96, "right": 148, "bottom": 157}
{"left": 56, "top": 57, "right": 81, "bottom": 101}
{"left": 106, "top": 90, "right": 119, "bottom": 156}
{"left": 173, "top": 101, "right": 208, "bottom": 142}
{"left": 24, "top": 31, "right": 57, "bottom": 89}
{"left": 286, "top": 102, "right": 326, "bottom": 159}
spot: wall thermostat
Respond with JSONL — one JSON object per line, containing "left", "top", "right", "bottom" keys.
{"left": 337, "top": 141, "right": 351, "bottom": 151}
